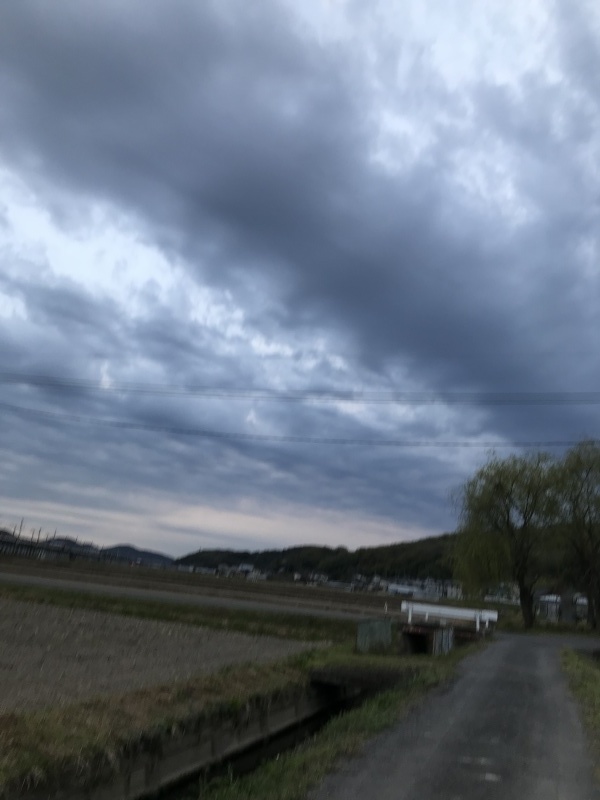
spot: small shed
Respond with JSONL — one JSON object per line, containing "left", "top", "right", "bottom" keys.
{"left": 356, "top": 618, "right": 392, "bottom": 654}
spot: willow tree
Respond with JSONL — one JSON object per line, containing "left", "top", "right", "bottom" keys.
{"left": 454, "top": 452, "right": 555, "bottom": 628}
{"left": 554, "top": 441, "right": 600, "bottom": 628}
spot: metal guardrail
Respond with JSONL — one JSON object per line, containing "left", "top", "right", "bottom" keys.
{"left": 400, "top": 601, "right": 498, "bottom": 631}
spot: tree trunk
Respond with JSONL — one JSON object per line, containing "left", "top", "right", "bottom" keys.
{"left": 582, "top": 574, "right": 598, "bottom": 629}
{"left": 519, "top": 583, "right": 535, "bottom": 628}
{"left": 588, "top": 599, "right": 598, "bottom": 629}
{"left": 591, "top": 581, "right": 600, "bottom": 631}
{"left": 586, "top": 588, "right": 597, "bottom": 629}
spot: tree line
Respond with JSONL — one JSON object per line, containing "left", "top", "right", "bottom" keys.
{"left": 178, "top": 534, "right": 454, "bottom": 582}
{"left": 454, "top": 441, "right": 600, "bottom": 628}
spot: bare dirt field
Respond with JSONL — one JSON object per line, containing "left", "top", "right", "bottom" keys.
{"left": 0, "top": 559, "right": 395, "bottom": 614}
{"left": 0, "top": 598, "right": 314, "bottom": 714}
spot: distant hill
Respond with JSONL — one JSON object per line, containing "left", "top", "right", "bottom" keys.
{"left": 177, "top": 533, "right": 455, "bottom": 581}
{"left": 45, "top": 536, "right": 99, "bottom": 554}
{"left": 102, "top": 544, "right": 174, "bottom": 567}
{"left": 0, "top": 527, "right": 174, "bottom": 567}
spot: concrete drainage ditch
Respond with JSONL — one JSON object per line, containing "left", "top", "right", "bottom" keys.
{"left": 9, "top": 668, "right": 416, "bottom": 800}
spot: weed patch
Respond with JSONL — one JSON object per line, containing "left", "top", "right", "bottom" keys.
{"left": 562, "top": 648, "right": 600, "bottom": 780}
{"left": 0, "top": 660, "right": 310, "bottom": 794}
{"left": 199, "top": 646, "right": 476, "bottom": 800}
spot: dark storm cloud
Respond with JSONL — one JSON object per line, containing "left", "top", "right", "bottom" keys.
{"left": 0, "top": 0, "right": 599, "bottom": 547}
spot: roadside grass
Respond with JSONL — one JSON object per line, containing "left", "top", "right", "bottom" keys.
{"left": 434, "top": 595, "right": 587, "bottom": 634}
{"left": 497, "top": 608, "right": 593, "bottom": 635}
{"left": 198, "top": 644, "right": 476, "bottom": 800}
{"left": 0, "top": 644, "right": 472, "bottom": 796}
{"left": 562, "top": 648, "right": 600, "bottom": 779}
{"left": 0, "top": 583, "right": 355, "bottom": 643}
{"left": 0, "top": 658, "right": 311, "bottom": 794}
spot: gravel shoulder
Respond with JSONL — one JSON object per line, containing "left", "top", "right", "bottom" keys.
{"left": 0, "top": 598, "right": 313, "bottom": 714}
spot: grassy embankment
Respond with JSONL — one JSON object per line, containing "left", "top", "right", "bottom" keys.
{"left": 197, "top": 646, "right": 471, "bottom": 800}
{"left": 0, "top": 582, "right": 477, "bottom": 798}
{"left": 562, "top": 648, "right": 600, "bottom": 780}
{"left": 0, "top": 658, "right": 306, "bottom": 795}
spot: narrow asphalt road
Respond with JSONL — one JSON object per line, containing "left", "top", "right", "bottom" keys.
{"left": 0, "top": 571, "right": 366, "bottom": 621}
{"left": 312, "top": 634, "right": 600, "bottom": 800}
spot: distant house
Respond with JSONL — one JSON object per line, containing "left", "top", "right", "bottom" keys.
{"left": 194, "top": 566, "right": 217, "bottom": 576}
{"left": 387, "top": 583, "right": 415, "bottom": 597}
{"left": 443, "top": 582, "right": 463, "bottom": 600}
{"left": 247, "top": 570, "right": 268, "bottom": 581}
{"left": 537, "top": 593, "right": 561, "bottom": 621}
{"left": 325, "top": 580, "right": 352, "bottom": 592}
{"left": 574, "top": 594, "right": 588, "bottom": 621}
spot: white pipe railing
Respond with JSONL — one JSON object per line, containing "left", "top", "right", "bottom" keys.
{"left": 401, "top": 601, "right": 498, "bottom": 628}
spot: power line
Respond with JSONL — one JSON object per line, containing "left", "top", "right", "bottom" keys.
{"left": 0, "top": 401, "right": 594, "bottom": 449}
{"left": 2, "top": 372, "right": 600, "bottom": 405}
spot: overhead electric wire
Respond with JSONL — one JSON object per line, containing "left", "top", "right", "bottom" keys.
{"left": 2, "top": 371, "right": 600, "bottom": 406}
{"left": 0, "top": 401, "right": 595, "bottom": 449}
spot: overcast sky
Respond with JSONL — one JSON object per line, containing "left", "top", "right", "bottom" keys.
{"left": 1, "top": 1, "right": 599, "bottom": 557}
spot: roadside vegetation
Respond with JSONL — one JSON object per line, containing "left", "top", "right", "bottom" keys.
{"left": 561, "top": 649, "right": 600, "bottom": 779}
{"left": 0, "top": 612, "right": 476, "bottom": 798}
{"left": 0, "top": 657, "right": 309, "bottom": 794}
{"left": 197, "top": 645, "right": 475, "bottom": 800}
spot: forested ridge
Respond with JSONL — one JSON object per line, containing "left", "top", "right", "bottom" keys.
{"left": 178, "top": 533, "right": 455, "bottom": 581}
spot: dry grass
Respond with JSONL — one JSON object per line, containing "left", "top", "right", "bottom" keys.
{"left": 0, "top": 585, "right": 341, "bottom": 794}
{"left": 201, "top": 645, "right": 477, "bottom": 800}
{"left": 0, "top": 598, "right": 320, "bottom": 714}
{"left": 0, "top": 644, "right": 446, "bottom": 795}
{"left": 0, "top": 659, "right": 309, "bottom": 794}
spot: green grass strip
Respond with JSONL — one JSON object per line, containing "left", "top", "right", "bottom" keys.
{"left": 562, "top": 648, "right": 600, "bottom": 780}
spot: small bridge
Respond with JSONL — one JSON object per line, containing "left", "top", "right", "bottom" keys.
{"left": 399, "top": 601, "right": 498, "bottom": 654}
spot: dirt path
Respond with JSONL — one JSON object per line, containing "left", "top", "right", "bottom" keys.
{"left": 0, "top": 598, "right": 312, "bottom": 714}
{"left": 312, "top": 634, "right": 600, "bottom": 800}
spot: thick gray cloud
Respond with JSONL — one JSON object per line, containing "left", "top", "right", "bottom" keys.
{"left": 0, "top": 0, "right": 599, "bottom": 553}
